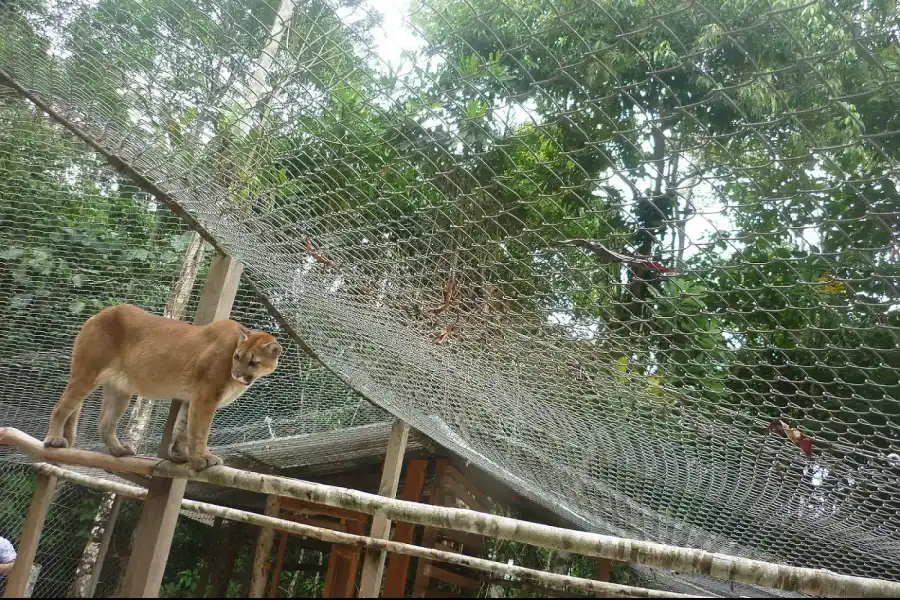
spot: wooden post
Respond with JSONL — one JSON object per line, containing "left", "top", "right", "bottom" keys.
{"left": 249, "top": 495, "right": 283, "bottom": 597}
{"left": 383, "top": 459, "right": 428, "bottom": 598}
{"left": 357, "top": 420, "right": 410, "bottom": 598}
{"left": 3, "top": 473, "right": 57, "bottom": 598}
{"left": 594, "top": 558, "right": 613, "bottom": 598}
{"left": 120, "top": 252, "right": 243, "bottom": 598}
{"left": 193, "top": 253, "right": 244, "bottom": 326}
{"left": 412, "top": 460, "right": 449, "bottom": 598}
{"left": 322, "top": 520, "right": 365, "bottom": 598}
{"left": 268, "top": 532, "right": 289, "bottom": 598}
{"left": 86, "top": 494, "right": 124, "bottom": 597}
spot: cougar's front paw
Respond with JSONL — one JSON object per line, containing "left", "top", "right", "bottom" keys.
{"left": 190, "top": 453, "right": 223, "bottom": 471}
{"left": 108, "top": 444, "right": 135, "bottom": 458}
{"left": 43, "top": 436, "right": 69, "bottom": 449}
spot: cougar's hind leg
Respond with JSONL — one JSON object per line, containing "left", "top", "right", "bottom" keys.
{"left": 97, "top": 385, "right": 135, "bottom": 457}
{"left": 44, "top": 376, "right": 96, "bottom": 449}
{"left": 168, "top": 401, "right": 189, "bottom": 463}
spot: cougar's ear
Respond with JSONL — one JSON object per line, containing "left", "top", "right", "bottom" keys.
{"left": 263, "top": 341, "right": 282, "bottom": 358}
{"left": 237, "top": 324, "right": 250, "bottom": 342}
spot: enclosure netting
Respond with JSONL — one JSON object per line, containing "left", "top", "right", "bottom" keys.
{"left": 0, "top": 0, "right": 898, "bottom": 592}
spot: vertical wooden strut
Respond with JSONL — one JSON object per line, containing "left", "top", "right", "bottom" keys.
{"left": 357, "top": 419, "right": 410, "bottom": 598}
{"left": 3, "top": 473, "right": 57, "bottom": 598}
{"left": 382, "top": 459, "right": 428, "bottom": 597}
{"left": 249, "top": 495, "right": 283, "bottom": 597}
{"left": 120, "top": 252, "right": 243, "bottom": 598}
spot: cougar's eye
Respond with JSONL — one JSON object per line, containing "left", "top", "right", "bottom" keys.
{"left": 249, "top": 360, "right": 259, "bottom": 367}
{"left": 234, "top": 353, "right": 240, "bottom": 361}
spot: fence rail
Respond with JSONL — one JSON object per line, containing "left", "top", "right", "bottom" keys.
{"left": 2, "top": 427, "right": 899, "bottom": 598}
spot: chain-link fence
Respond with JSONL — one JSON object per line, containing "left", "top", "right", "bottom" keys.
{"left": 0, "top": 0, "right": 898, "bottom": 594}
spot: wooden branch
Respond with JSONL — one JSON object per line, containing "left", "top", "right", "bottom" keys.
{"left": 31, "top": 464, "right": 696, "bottom": 599}
{"left": 249, "top": 495, "right": 282, "bottom": 598}
{"left": 4, "top": 434, "right": 896, "bottom": 598}
{"left": 0, "top": 427, "right": 161, "bottom": 476}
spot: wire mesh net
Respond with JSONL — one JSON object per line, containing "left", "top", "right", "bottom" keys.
{"left": 0, "top": 0, "right": 898, "bottom": 592}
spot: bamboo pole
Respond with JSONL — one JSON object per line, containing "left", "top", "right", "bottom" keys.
{"left": 31, "top": 464, "right": 698, "bottom": 599}
{"left": 2, "top": 436, "right": 894, "bottom": 597}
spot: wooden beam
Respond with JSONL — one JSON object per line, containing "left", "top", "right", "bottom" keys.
{"left": 383, "top": 459, "right": 428, "bottom": 598}
{"left": 120, "top": 252, "right": 243, "bottom": 598}
{"left": 268, "top": 532, "right": 289, "bottom": 598}
{"left": 193, "top": 253, "right": 244, "bottom": 325}
{"left": 249, "top": 495, "right": 282, "bottom": 598}
{"left": 323, "top": 519, "right": 365, "bottom": 598}
{"left": 412, "top": 459, "right": 449, "bottom": 598}
{"left": 280, "top": 497, "right": 368, "bottom": 523}
{"left": 357, "top": 419, "right": 410, "bottom": 598}
{"left": 424, "top": 564, "right": 482, "bottom": 590}
{"left": 3, "top": 473, "right": 57, "bottom": 599}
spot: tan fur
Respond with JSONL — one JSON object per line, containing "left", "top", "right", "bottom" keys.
{"left": 43, "top": 303, "right": 282, "bottom": 471}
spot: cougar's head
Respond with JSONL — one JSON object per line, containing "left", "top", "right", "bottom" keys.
{"left": 232, "top": 325, "right": 282, "bottom": 386}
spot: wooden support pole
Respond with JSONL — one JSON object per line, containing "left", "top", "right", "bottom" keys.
{"left": 383, "top": 459, "right": 428, "bottom": 598}
{"left": 193, "top": 253, "right": 244, "bottom": 326}
{"left": 357, "top": 419, "right": 410, "bottom": 598}
{"left": 3, "top": 473, "right": 57, "bottom": 599}
{"left": 268, "top": 532, "right": 289, "bottom": 598}
{"left": 120, "top": 252, "right": 243, "bottom": 598}
{"left": 595, "top": 559, "right": 613, "bottom": 599}
{"left": 249, "top": 495, "right": 283, "bottom": 597}
{"left": 323, "top": 520, "right": 366, "bottom": 598}
{"left": 413, "top": 460, "right": 449, "bottom": 598}
{"left": 23, "top": 564, "right": 41, "bottom": 598}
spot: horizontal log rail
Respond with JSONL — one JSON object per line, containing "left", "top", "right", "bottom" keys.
{"left": 2, "top": 427, "right": 898, "bottom": 598}
{"left": 33, "top": 463, "right": 695, "bottom": 599}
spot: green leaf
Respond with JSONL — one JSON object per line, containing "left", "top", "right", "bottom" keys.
{"left": 72, "top": 274, "right": 84, "bottom": 288}
{"left": 70, "top": 300, "right": 87, "bottom": 315}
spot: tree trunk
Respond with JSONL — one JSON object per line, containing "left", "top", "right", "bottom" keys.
{"left": 70, "top": 232, "right": 206, "bottom": 597}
